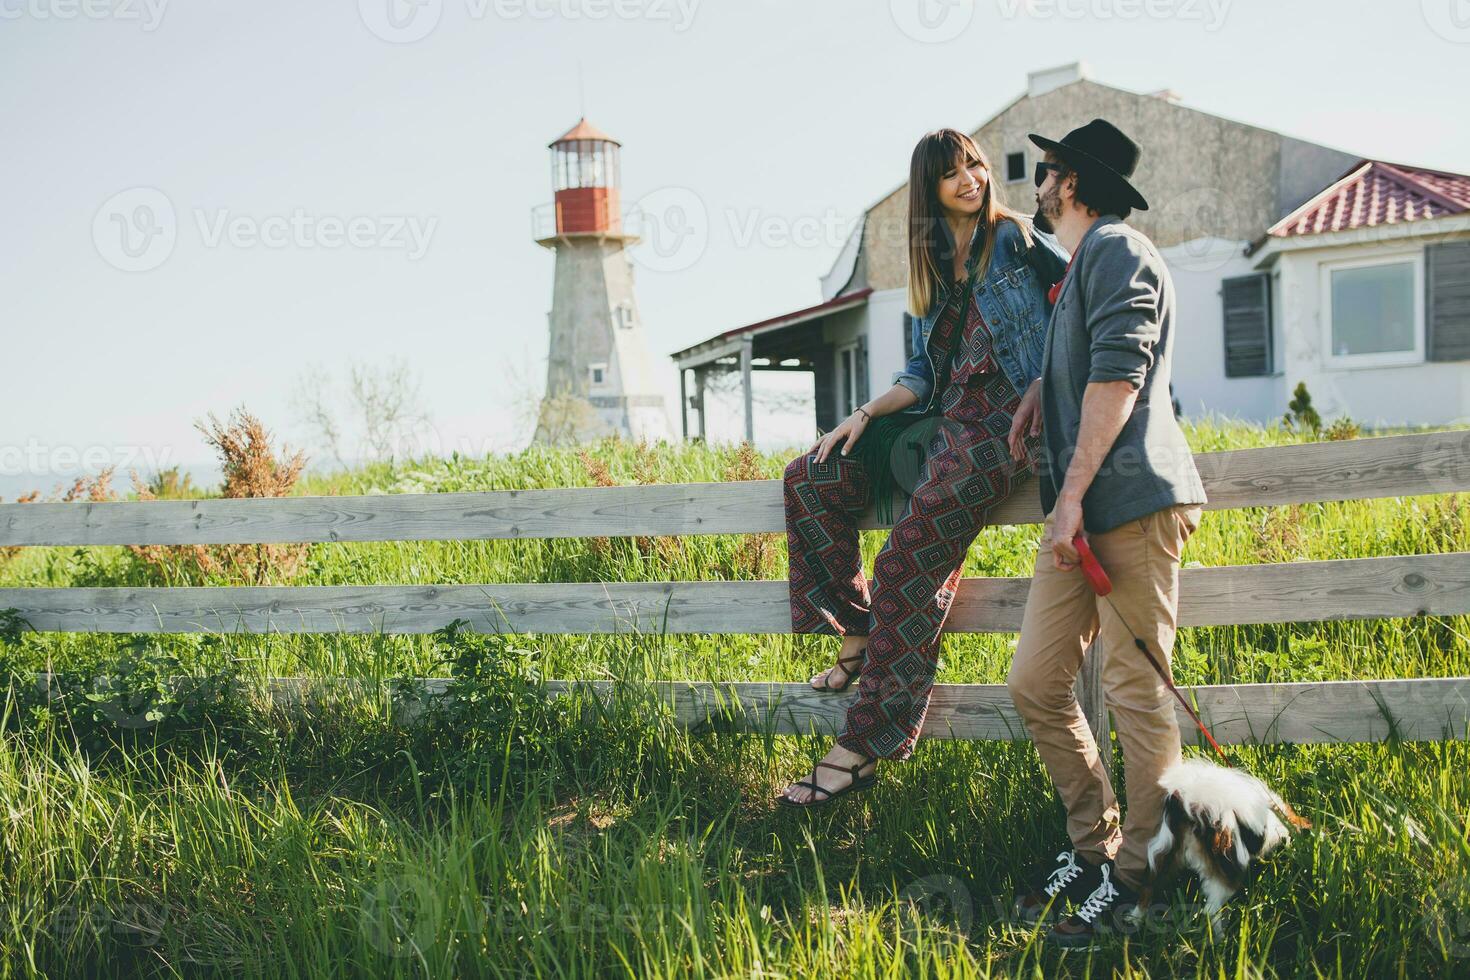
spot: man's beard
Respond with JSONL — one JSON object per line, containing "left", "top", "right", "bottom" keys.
{"left": 1031, "top": 204, "right": 1053, "bottom": 235}
{"left": 1033, "top": 185, "right": 1062, "bottom": 234}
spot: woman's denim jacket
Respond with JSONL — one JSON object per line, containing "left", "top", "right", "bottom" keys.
{"left": 893, "top": 218, "right": 1070, "bottom": 414}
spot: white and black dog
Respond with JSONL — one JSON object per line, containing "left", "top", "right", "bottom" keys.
{"left": 1144, "top": 758, "right": 1310, "bottom": 919}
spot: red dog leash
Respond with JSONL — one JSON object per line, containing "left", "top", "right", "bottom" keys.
{"left": 1070, "top": 533, "right": 1311, "bottom": 829}
{"left": 1071, "top": 534, "right": 1230, "bottom": 762}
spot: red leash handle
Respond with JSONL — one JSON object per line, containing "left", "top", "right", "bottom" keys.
{"left": 1071, "top": 534, "right": 1112, "bottom": 596}
{"left": 1070, "top": 533, "right": 1231, "bottom": 765}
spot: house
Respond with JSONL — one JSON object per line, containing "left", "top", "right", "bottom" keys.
{"left": 1234, "top": 161, "right": 1470, "bottom": 426}
{"left": 670, "top": 62, "right": 1470, "bottom": 438}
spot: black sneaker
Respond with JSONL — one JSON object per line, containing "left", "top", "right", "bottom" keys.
{"left": 1012, "top": 849, "right": 1105, "bottom": 926}
{"left": 1047, "top": 862, "right": 1141, "bottom": 948}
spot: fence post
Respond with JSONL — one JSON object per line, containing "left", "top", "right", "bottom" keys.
{"left": 1075, "top": 637, "right": 1111, "bottom": 779}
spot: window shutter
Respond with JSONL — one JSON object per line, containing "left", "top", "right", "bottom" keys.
{"left": 1221, "top": 273, "right": 1272, "bottom": 377}
{"left": 1428, "top": 241, "right": 1470, "bottom": 362}
{"left": 902, "top": 312, "right": 915, "bottom": 358}
{"left": 1006, "top": 152, "right": 1026, "bottom": 183}
{"left": 855, "top": 336, "right": 869, "bottom": 404}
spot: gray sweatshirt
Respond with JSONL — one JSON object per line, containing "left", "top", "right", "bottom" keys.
{"left": 1037, "top": 215, "right": 1207, "bottom": 533}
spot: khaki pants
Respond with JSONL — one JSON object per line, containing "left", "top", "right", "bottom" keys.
{"left": 1006, "top": 502, "right": 1203, "bottom": 889}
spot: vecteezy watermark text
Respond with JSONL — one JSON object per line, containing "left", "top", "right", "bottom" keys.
{"left": 93, "top": 188, "right": 437, "bottom": 272}
{"left": 0, "top": 0, "right": 168, "bottom": 30}
{"left": 358, "top": 0, "right": 699, "bottom": 43}
{"left": 194, "top": 209, "right": 436, "bottom": 259}
{"left": 994, "top": 0, "right": 1230, "bottom": 30}
{"left": 0, "top": 439, "right": 181, "bottom": 479}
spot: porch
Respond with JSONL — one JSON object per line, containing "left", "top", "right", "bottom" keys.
{"left": 670, "top": 288, "right": 872, "bottom": 442}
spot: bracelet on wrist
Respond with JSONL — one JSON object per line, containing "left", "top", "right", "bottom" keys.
{"left": 855, "top": 407, "right": 871, "bottom": 422}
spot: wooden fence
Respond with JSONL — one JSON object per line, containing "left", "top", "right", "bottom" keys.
{"left": 3, "top": 430, "right": 1469, "bottom": 754}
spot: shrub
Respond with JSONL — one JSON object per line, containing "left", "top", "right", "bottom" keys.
{"left": 128, "top": 407, "right": 309, "bottom": 585}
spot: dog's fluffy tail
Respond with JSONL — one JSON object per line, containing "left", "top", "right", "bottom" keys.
{"left": 1145, "top": 758, "right": 1300, "bottom": 916}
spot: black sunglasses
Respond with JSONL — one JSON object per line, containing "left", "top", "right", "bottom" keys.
{"left": 1034, "top": 161, "right": 1068, "bottom": 188}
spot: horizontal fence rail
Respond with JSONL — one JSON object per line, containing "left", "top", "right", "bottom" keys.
{"left": 2, "top": 431, "right": 1468, "bottom": 546}
{"left": 31, "top": 675, "right": 1470, "bottom": 746}
{"left": 2, "top": 552, "right": 1468, "bottom": 635}
{"left": 4, "top": 430, "right": 1469, "bottom": 753}
{"left": 529, "top": 677, "right": 1470, "bottom": 746}
{"left": 255, "top": 676, "right": 1470, "bottom": 745}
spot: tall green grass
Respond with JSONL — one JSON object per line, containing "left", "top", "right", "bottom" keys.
{"left": 0, "top": 420, "right": 1467, "bottom": 977}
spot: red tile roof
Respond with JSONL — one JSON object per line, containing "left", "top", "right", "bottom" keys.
{"left": 1268, "top": 160, "right": 1470, "bottom": 238}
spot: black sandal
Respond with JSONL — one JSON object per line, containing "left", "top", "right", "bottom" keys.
{"left": 776, "top": 754, "right": 878, "bottom": 809}
{"left": 811, "top": 646, "right": 866, "bottom": 693}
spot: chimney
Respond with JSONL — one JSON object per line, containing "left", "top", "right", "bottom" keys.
{"left": 1027, "top": 61, "right": 1090, "bottom": 99}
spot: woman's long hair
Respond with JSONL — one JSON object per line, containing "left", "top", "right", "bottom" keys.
{"left": 906, "top": 129, "right": 1032, "bottom": 318}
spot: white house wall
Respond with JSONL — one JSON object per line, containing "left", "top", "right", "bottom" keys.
{"left": 816, "top": 289, "right": 910, "bottom": 419}
{"left": 1164, "top": 237, "right": 1286, "bottom": 423}
{"left": 1275, "top": 237, "right": 1470, "bottom": 428}
{"left": 844, "top": 236, "right": 1469, "bottom": 430}
{"left": 864, "top": 287, "right": 910, "bottom": 398}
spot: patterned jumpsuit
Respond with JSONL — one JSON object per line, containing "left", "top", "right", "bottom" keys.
{"left": 783, "top": 280, "right": 1036, "bottom": 760}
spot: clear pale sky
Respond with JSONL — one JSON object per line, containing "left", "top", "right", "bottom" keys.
{"left": 3, "top": 0, "right": 1468, "bottom": 494}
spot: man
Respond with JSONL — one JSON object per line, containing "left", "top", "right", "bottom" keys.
{"left": 1002, "top": 118, "right": 1208, "bottom": 947}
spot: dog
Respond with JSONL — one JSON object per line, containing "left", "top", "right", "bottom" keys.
{"left": 1143, "top": 758, "right": 1309, "bottom": 920}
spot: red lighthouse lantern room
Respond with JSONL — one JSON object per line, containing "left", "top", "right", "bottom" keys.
{"left": 549, "top": 117, "right": 622, "bottom": 235}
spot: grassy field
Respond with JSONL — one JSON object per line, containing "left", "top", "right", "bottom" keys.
{"left": 1, "top": 419, "right": 1468, "bottom": 978}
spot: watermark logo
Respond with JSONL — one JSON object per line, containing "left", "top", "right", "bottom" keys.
{"left": 1156, "top": 185, "right": 1246, "bottom": 273}
{"left": 1425, "top": 875, "right": 1470, "bottom": 958}
{"left": 897, "top": 873, "right": 975, "bottom": 939}
{"left": 358, "top": 0, "right": 443, "bottom": 43}
{"left": 627, "top": 186, "right": 709, "bottom": 273}
{"left": 890, "top": 0, "right": 974, "bottom": 42}
{"left": 360, "top": 871, "right": 441, "bottom": 957}
{"left": 93, "top": 187, "right": 177, "bottom": 273}
{"left": 1422, "top": 0, "right": 1470, "bottom": 43}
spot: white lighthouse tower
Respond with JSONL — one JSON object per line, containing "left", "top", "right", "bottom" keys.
{"left": 532, "top": 118, "right": 671, "bottom": 444}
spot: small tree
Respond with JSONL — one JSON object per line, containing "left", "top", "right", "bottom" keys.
{"left": 290, "top": 357, "right": 435, "bottom": 469}
{"left": 533, "top": 387, "right": 607, "bottom": 445}
{"left": 1282, "top": 381, "right": 1321, "bottom": 433}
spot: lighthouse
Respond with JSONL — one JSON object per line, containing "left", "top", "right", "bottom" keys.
{"left": 532, "top": 118, "right": 671, "bottom": 444}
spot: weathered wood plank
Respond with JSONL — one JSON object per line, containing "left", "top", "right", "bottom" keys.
{"left": 3, "top": 552, "right": 1467, "bottom": 634}
{"left": 35, "top": 673, "right": 1467, "bottom": 745}
{"left": 530, "top": 677, "right": 1470, "bottom": 745}
{"left": 3, "top": 431, "right": 1467, "bottom": 546}
{"left": 259, "top": 675, "right": 1470, "bottom": 745}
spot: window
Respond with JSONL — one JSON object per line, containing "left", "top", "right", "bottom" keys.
{"left": 1221, "top": 273, "right": 1272, "bottom": 377}
{"left": 1322, "top": 255, "right": 1423, "bottom": 368}
{"left": 1427, "top": 241, "right": 1470, "bottom": 362}
{"left": 902, "top": 312, "right": 914, "bottom": 358}
{"left": 615, "top": 304, "right": 635, "bottom": 329}
{"left": 1005, "top": 151, "right": 1026, "bottom": 183}
{"left": 589, "top": 363, "right": 607, "bottom": 386}
{"left": 836, "top": 343, "right": 858, "bottom": 416}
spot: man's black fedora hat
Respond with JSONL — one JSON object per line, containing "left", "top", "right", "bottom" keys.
{"left": 1028, "top": 118, "right": 1149, "bottom": 212}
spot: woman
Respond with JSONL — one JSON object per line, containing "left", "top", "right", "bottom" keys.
{"left": 778, "top": 129, "right": 1069, "bottom": 807}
